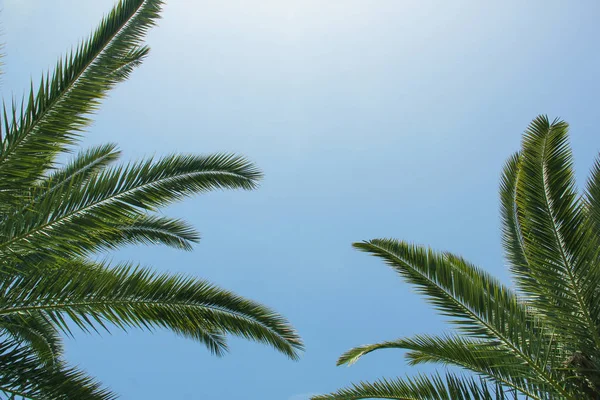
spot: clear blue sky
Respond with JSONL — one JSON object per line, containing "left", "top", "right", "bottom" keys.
{"left": 3, "top": 0, "right": 600, "bottom": 398}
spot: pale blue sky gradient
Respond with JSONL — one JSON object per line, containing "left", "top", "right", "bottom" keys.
{"left": 3, "top": 1, "right": 600, "bottom": 398}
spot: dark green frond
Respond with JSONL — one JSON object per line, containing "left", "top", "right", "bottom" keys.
{"left": 499, "top": 152, "right": 538, "bottom": 294}
{"left": 584, "top": 157, "right": 600, "bottom": 231}
{"left": 0, "top": 0, "right": 162, "bottom": 198}
{"left": 311, "top": 373, "right": 503, "bottom": 400}
{"left": 0, "top": 337, "right": 114, "bottom": 400}
{"left": 351, "top": 239, "right": 570, "bottom": 397}
{"left": 338, "top": 334, "right": 554, "bottom": 399}
{"left": 516, "top": 115, "right": 600, "bottom": 354}
{"left": 9, "top": 143, "right": 122, "bottom": 218}
{"left": 0, "top": 153, "right": 261, "bottom": 259}
{"left": 0, "top": 313, "right": 62, "bottom": 367}
{"left": 105, "top": 214, "right": 201, "bottom": 251}
{"left": 40, "top": 143, "right": 121, "bottom": 190}
{"left": 0, "top": 261, "right": 303, "bottom": 360}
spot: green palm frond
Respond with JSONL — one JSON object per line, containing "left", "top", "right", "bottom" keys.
{"left": 316, "top": 116, "right": 600, "bottom": 399}
{"left": 104, "top": 214, "right": 201, "bottom": 251}
{"left": 499, "top": 152, "right": 537, "bottom": 293}
{"left": 0, "top": 0, "right": 161, "bottom": 198}
{"left": 350, "top": 239, "right": 569, "bottom": 397}
{"left": 36, "top": 143, "right": 122, "bottom": 193}
{"left": 338, "top": 334, "right": 552, "bottom": 399}
{"left": 0, "top": 337, "right": 114, "bottom": 400}
{"left": 584, "top": 158, "right": 600, "bottom": 230}
{"left": 9, "top": 144, "right": 121, "bottom": 218}
{"left": 312, "top": 372, "right": 506, "bottom": 400}
{"left": 353, "top": 241, "right": 545, "bottom": 360}
{"left": 0, "top": 313, "right": 62, "bottom": 367}
{"left": 0, "top": 153, "right": 260, "bottom": 259}
{"left": 0, "top": 260, "right": 303, "bottom": 360}
{"left": 0, "top": 0, "right": 302, "bottom": 396}
{"left": 515, "top": 116, "right": 600, "bottom": 352}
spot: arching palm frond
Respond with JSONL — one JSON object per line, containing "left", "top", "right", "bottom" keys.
{"left": 0, "top": 153, "right": 260, "bottom": 260}
{"left": 0, "top": 313, "right": 62, "bottom": 368}
{"left": 0, "top": 0, "right": 303, "bottom": 397}
{"left": 314, "top": 116, "right": 600, "bottom": 400}
{"left": 312, "top": 372, "right": 508, "bottom": 400}
{"left": 0, "top": 260, "right": 302, "bottom": 360}
{"left": 0, "top": 0, "right": 160, "bottom": 201}
{"left": 0, "top": 337, "right": 115, "bottom": 400}
{"left": 515, "top": 116, "right": 600, "bottom": 355}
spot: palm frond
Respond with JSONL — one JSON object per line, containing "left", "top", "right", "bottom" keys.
{"left": 338, "top": 334, "right": 554, "bottom": 399}
{"left": 516, "top": 115, "right": 600, "bottom": 354}
{"left": 311, "top": 372, "right": 505, "bottom": 400}
{"left": 38, "top": 143, "right": 121, "bottom": 192}
{"left": 104, "top": 214, "right": 201, "bottom": 251}
{"left": 0, "top": 337, "right": 114, "bottom": 400}
{"left": 351, "top": 239, "right": 570, "bottom": 397}
{"left": 0, "top": 0, "right": 161, "bottom": 198}
{"left": 0, "top": 313, "right": 62, "bottom": 368}
{"left": 584, "top": 158, "right": 600, "bottom": 231}
{"left": 0, "top": 153, "right": 261, "bottom": 259}
{"left": 0, "top": 261, "right": 303, "bottom": 360}
{"left": 499, "top": 152, "right": 538, "bottom": 295}
{"left": 9, "top": 143, "right": 121, "bottom": 218}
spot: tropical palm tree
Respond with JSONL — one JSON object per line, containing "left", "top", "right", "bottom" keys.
{"left": 313, "top": 116, "right": 600, "bottom": 400}
{"left": 0, "top": 0, "right": 302, "bottom": 398}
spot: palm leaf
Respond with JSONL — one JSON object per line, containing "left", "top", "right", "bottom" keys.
{"left": 499, "top": 152, "right": 539, "bottom": 295}
{"left": 338, "top": 334, "right": 555, "bottom": 399}
{"left": 0, "top": 261, "right": 303, "bottom": 360}
{"left": 0, "top": 313, "right": 62, "bottom": 368}
{"left": 515, "top": 116, "right": 600, "bottom": 354}
{"left": 0, "top": 337, "right": 114, "bottom": 400}
{"left": 0, "top": 153, "right": 261, "bottom": 259}
{"left": 0, "top": 0, "right": 161, "bottom": 199}
{"left": 311, "top": 372, "right": 505, "bottom": 400}
{"left": 351, "top": 239, "right": 570, "bottom": 397}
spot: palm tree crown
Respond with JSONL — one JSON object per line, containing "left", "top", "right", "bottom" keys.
{"left": 0, "top": 0, "right": 302, "bottom": 398}
{"left": 313, "top": 116, "right": 600, "bottom": 400}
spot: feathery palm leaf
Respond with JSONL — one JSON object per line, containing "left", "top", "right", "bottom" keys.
{"left": 0, "top": 261, "right": 303, "bottom": 359}
{"left": 312, "top": 372, "right": 508, "bottom": 400}
{"left": 314, "top": 116, "right": 600, "bottom": 400}
{"left": 0, "top": 0, "right": 159, "bottom": 200}
{"left": 0, "top": 337, "right": 115, "bottom": 400}
{"left": 0, "top": 0, "right": 302, "bottom": 397}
